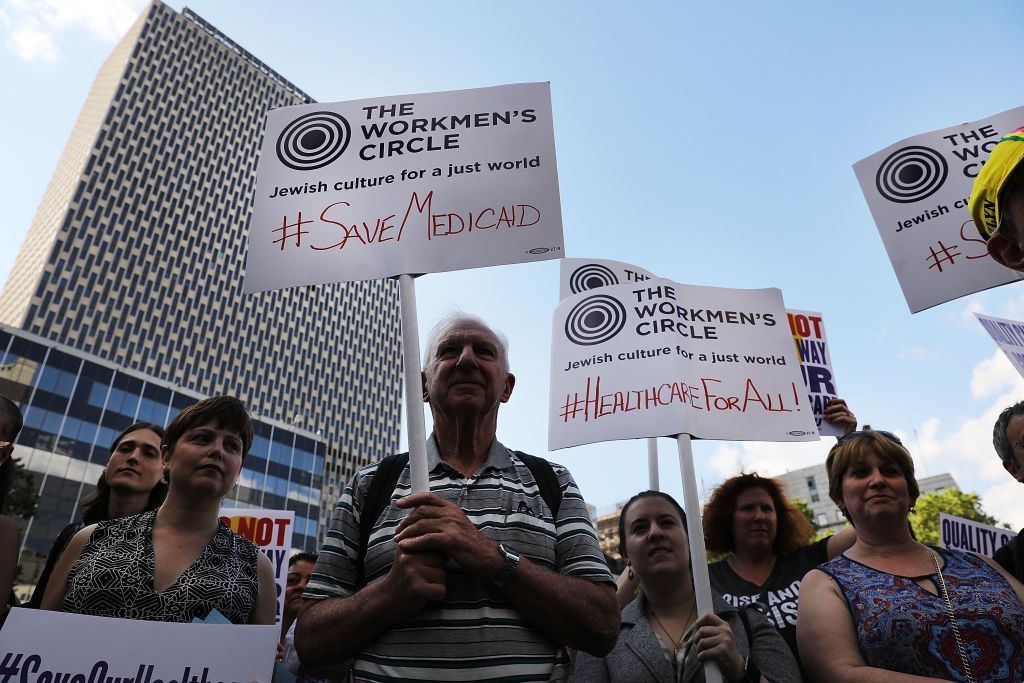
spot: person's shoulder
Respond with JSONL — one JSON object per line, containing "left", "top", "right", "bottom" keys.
{"left": 0, "top": 516, "right": 17, "bottom": 541}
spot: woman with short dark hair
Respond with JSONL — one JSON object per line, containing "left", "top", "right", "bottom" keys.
{"left": 41, "top": 396, "right": 275, "bottom": 625}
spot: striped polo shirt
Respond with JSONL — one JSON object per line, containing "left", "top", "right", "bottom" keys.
{"left": 304, "top": 437, "right": 613, "bottom": 682}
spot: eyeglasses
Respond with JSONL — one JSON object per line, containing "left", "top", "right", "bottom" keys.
{"left": 832, "top": 429, "right": 903, "bottom": 450}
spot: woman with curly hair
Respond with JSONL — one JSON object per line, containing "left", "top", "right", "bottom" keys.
{"left": 702, "top": 399, "right": 857, "bottom": 670}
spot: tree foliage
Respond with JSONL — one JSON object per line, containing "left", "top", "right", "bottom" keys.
{"left": 909, "top": 488, "right": 1002, "bottom": 546}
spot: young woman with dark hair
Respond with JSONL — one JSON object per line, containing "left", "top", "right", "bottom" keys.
{"left": 577, "top": 491, "right": 799, "bottom": 682}
{"left": 27, "top": 421, "right": 167, "bottom": 608}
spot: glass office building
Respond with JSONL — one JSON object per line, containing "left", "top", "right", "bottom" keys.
{"left": 0, "top": 0, "right": 403, "bottom": 591}
{"left": 3, "top": 323, "right": 326, "bottom": 596}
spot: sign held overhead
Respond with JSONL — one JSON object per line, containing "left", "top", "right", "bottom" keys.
{"left": 245, "top": 83, "right": 564, "bottom": 292}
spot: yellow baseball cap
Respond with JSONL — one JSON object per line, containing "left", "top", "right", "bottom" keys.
{"left": 970, "top": 126, "right": 1024, "bottom": 239}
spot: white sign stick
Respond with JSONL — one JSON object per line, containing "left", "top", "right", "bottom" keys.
{"left": 677, "top": 434, "right": 722, "bottom": 683}
{"left": 399, "top": 274, "right": 429, "bottom": 493}
{"left": 647, "top": 438, "right": 659, "bottom": 490}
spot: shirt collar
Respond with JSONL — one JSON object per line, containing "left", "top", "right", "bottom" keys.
{"left": 426, "top": 434, "right": 515, "bottom": 474}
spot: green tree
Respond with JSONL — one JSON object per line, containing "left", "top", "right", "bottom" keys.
{"left": 909, "top": 488, "right": 1002, "bottom": 546}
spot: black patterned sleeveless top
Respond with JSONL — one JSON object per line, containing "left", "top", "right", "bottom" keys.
{"left": 62, "top": 510, "right": 259, "bottom": 624}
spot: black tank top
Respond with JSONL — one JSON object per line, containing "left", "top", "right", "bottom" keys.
{"left": 63, "top": 509, "right": 258, "bottom": 623}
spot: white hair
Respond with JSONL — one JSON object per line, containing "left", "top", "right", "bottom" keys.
{"left": 422, "top": 311, "right": 510, "bottom": 375}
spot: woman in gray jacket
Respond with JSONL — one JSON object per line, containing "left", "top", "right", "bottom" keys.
{"left": 575, "top": 491, "right": 799, "bottom": 682}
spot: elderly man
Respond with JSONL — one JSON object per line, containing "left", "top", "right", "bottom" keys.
{"left": 970, "top": 125, "right": 1024, "bottom": 270}
{"left": 992, "top": 401, "right": 1024, "bottom": 582}
{"left": 297, "top": 314, "right": 618, "bottom": 680}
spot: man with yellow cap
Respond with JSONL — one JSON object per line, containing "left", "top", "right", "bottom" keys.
{"left": 970, "top": 126, "right": 1024, "bottom": 270}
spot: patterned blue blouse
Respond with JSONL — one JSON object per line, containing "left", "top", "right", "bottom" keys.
{"left": 819, "top": 546, "right": 1024, "bottom": 682}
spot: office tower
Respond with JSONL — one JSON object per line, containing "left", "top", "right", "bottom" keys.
{"left": 0, "top": 1, "right": 403, "bottom": 590}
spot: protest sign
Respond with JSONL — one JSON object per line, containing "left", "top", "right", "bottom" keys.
{"left": 549, "top": 278, "right": 817, "bottom": 449}
{"left": 975, "top": 312, "right": 1024, "bottom": 380}
{"left": 0, "top": 609, "right": 276, "bottom": 681}
{"left": 220, "top": 507, "right": 294, "bottom": 626}
{"left": 853, "top": 106, "right": 1024, "bottom": 313}
{"left": 559, "top": 258, "right": 656, "bottom": 300}
{"left": 939, "top": 512, "right": 1013, "bottom": 558}
{"left": 560, "top": 259, "right": 841, "bottom": 438}
{"left": 787, "top": 309, "right": 842, "bottom": 437}
{"left": 244, "top": 82, "right": 564, "bottom": 292}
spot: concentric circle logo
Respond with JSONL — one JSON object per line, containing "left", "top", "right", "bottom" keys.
{"left": 875, "top": 145, "right": 947, "bottom": 204}
{"left": 569, "top": 264, "right": 619, "bottom": 294}
{"left": 276, "top": 111, "right": 351, "bottom": 171}
{"left": 565, "top": 294, "right": 627, "bottom": 346}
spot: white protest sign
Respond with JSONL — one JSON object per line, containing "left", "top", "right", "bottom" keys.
{"left": 853, "top": 106, "right": 1024, "bottom": 313}
{"left": 939, "top": 512, "right": 1013, "bottom": 558}
{"left": 786, "top": 310, "right": 842, "bottom": 438}
{"left": 975, "top": 312, "right": 1024, "bottom": 380}
{"left": 0, "top": 609, "right": 277, "bottom": 681}
{"left": 559, "top": 258, "right": 656, "bottom": 300}
{"left": 559, "top": 259, "right": 843, "bottom": 438}
{"left": 244, "top": 83, "right": 564, "bottom": 292}
{"left": 219, "top": 507, "right": 294, "bottom": 626}
{"left": 549, "top": 278, "right": 818, "bottom": 449}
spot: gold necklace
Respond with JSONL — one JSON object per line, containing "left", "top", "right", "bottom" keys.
{"left": 929, "top": 550, "right": 975, "bottom": 683}
{"left": 649, "top": 602, "right": 697, "bottom": 649}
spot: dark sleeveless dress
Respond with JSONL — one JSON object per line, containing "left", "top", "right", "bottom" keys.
{"left": 819, "top": 546, "right": 1024, "bottom": 682}
{"left": 62, "top": 510, "right": 259, "bottom": 624}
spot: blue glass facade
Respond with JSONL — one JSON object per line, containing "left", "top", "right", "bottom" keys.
{"left": 2, "top": 324, "right": 326, "bottom": 592}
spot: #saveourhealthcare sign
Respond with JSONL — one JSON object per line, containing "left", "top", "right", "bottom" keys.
{"left": 549, "top": 276, "right": 817, "bottom": 449}
{"left": 0, "top": 609, "right": 277, "bottom": 682}
{"left": 854, "top": 105, "right": 1024, "bottom": 313}
{"left": 244, "top": 83, "right": 564, "bottom": 292}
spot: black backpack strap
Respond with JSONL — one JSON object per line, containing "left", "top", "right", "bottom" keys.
{"left": 356, "top": 451, "right": 409, "bottom": 587}
{"left": 515, "top": 451, "right": 563, "bottom": 519}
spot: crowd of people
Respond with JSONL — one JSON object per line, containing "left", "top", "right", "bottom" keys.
{"left": 1, "top": 132, "right": 1024, "bottom": 681}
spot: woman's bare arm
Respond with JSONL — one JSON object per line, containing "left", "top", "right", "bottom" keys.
{"left": 39, "top": 524, "right": 96, "bottom": 611}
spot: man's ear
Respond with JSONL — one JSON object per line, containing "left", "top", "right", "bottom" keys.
{"left": 500, "top": 373, "right": 516, "bottom": 403}
{"left": 987, "top": 233, "right": 1024, "bottom": 270}
{"left": 1003, "top": 457, "right": 1024, "bottom": 483}
{"left": 161, "top": 444, "right": 172, "bottom": 469}
{"left": 421, "top": 371, "right": 430, "bottom": 402}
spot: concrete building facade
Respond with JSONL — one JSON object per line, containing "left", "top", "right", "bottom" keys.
{"left": 1, "top": 0, "right": 403, "bottom": 588}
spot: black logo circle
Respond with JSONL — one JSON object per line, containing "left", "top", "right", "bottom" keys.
{"left": 569, "top": 264, "right": 619, "bottom": 294}
{"left": 276, "top": 111, "right": 351, "bottom": 171}
{"left": 565, "top": 294, "right": 627, "bottom": 346}
{"left": 875, "top": 145, "right": 947, "bottom": 204}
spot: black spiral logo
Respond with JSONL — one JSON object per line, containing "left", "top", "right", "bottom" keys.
{"left": 276, "top": 111, "right": 351, "bottom": 171}
{"left": 875, "top": 146, "right": 947, "bottom": 204}
{"left": 569, "top": 264, "right": 619, "bottom": 294}
{"left": 565, "top": 294, "right": 627, "bottom": 346}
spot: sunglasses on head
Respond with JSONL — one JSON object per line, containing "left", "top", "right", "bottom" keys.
{"left": 832, "top": 429, "right": 902, "bottom": 450}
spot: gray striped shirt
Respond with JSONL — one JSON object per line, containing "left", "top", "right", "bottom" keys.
{"left": 305, "top": 437, "right": 613, "bottom": 682}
